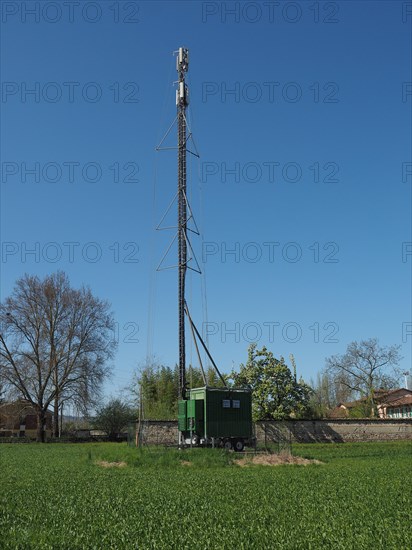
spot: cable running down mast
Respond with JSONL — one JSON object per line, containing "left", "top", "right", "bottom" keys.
{"left": 177, "top": 47, "right": 189, "bottom": 400}
{"left": 156, "top": 47, "right": 226, "bottom": 404}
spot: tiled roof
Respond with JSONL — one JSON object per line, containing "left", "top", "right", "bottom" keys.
{"left": 338, "top": 389, "right": 412, "bottom": 408}
{"left": 328, "top": 406, "right": 349, "bottom": 418}
{"left": 381, "top": 395, "right": 412, "bottom": 408}
{"left": 329, "top": 389, "right": 412, "bottom": 417}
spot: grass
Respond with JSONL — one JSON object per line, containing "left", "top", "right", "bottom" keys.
{"left": 1, "top": 441, "right": 411, "bottom": 549}
{"left": 92, "top": 444, "right": 234, "bottom": 468}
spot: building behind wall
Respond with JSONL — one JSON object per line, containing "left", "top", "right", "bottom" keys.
{"left": 378, "top": 392, "right": 412, "bottom": 419}
{"left": 0, "top": 400, "right": 52, "bottom": 438}
{"left": 329, "top": 388, "right": 412, "bottom": 419}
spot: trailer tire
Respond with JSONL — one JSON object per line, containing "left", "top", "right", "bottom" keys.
{"left": 233, "top": 439, "right": 244, "bottom": 452}
{"left": 223, "top": 439, "right": 232, "bottom": 450}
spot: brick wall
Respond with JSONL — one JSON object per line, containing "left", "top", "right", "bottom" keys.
{"left": 138, "top": 419, "right": 412, "bottom": 445}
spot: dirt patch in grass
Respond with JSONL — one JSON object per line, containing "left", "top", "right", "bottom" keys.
{"left": 95, "top": 460, "right": 127, "bottom": 468}
{"left": 234, "top": 453, "right": 323, "bottom": 467}
{"left": 180, "top": 460, "right": 193, "bottom": 467}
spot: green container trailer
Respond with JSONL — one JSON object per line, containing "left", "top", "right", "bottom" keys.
{"left": 178, "top": 386, "right": 254, "bottom": 451}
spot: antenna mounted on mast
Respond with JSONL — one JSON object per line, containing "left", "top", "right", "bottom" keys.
{"left": 156, "top": 46, "right": 226, "bottom": 403}
{"left": 177, "top": 46, "right": 189, "bottom": 400}
{"left": 155, "top": 48, "right": 253, "bottom": 450}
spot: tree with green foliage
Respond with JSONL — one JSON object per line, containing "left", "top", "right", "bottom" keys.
{"left": 205, "top": 366, "right": 228, "bottom": 388}
{"left": 129, "top": 361, "right": 228, "bottom": 420}
{"left": 93, "top": 398, "right": 135, "bottom": 440}
{"left": 231, "top": 344, "right": 312, "bottom": 420}
{"left": 138, "top": 364, "right": 179, "bottom": 419}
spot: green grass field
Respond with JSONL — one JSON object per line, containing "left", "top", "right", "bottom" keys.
{"left": 1, "top": 441, "right": 411, "bottom": 549}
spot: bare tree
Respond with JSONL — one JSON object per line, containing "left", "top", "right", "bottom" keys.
{"left": 0, "top": 272, "right": 116, "bottom": 441}
{"left": 309, "top": 370, "right": 355, "bottom": 417}
{"left": 326, "top": 338, "right": 401, "bottom": 416}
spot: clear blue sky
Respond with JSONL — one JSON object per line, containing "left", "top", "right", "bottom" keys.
{"left": 1, "top": 1, "right": 411, "bottom": 399}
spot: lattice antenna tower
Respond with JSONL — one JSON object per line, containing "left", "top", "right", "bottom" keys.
{"left": 156, "top": 47, "right": 226, "bottom": 400}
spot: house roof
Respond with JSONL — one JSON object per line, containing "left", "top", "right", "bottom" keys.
{"left": 338, "top": 399, "right": 363, "bottom": 409}
{"left": 328, "top": 406, "right": 349, "bottom": 419}
{"left": 0, "top": 400, "right": 34, "bottom": 412}
{"left": 329, "top": 389, "right": 412, "bottom": 417}
{"left": 379, "top": 395, "right": 412, "bottom": 408}
{"left": 338, "top": 389, "right": 412, "bottom": 409}
{"left": 0, "top": 400, "right": 53, "bottom": 415}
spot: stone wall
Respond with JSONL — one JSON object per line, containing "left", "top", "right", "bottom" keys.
{"left": 139, "top": 419, "right": 412, "bottom": 446}
{"left": 256, "top": 419, "right": 412, "bottom": 444}
{"left": 141, "top": 421, "right": 178, "bottom": 446}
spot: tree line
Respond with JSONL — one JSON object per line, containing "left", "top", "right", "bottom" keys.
{"left": 131, "top": 337, "right": 401, "bottom": 422}
{"left": 0, "top": 272, "right": 403, "bottom": 441}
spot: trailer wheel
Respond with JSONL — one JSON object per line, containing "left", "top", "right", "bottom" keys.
{"left": 233, "top": 439, "right": 244, "bottom": 452}
{"left": 223, "top": 439, "right": 232, "bottom": 450}
{"left": 191, "top": 435, "right": 199, "bottom": 446}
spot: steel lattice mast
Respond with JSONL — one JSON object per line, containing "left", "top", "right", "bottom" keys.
{"left": 176, "top": 47, "right": 189, "bottom": 399}
{"left": 156, "top": 47, "right": 227, "bottom": 407}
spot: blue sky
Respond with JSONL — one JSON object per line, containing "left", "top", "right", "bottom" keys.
{"left": 1, "top": 0, "right": 411, "bottom": 399}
